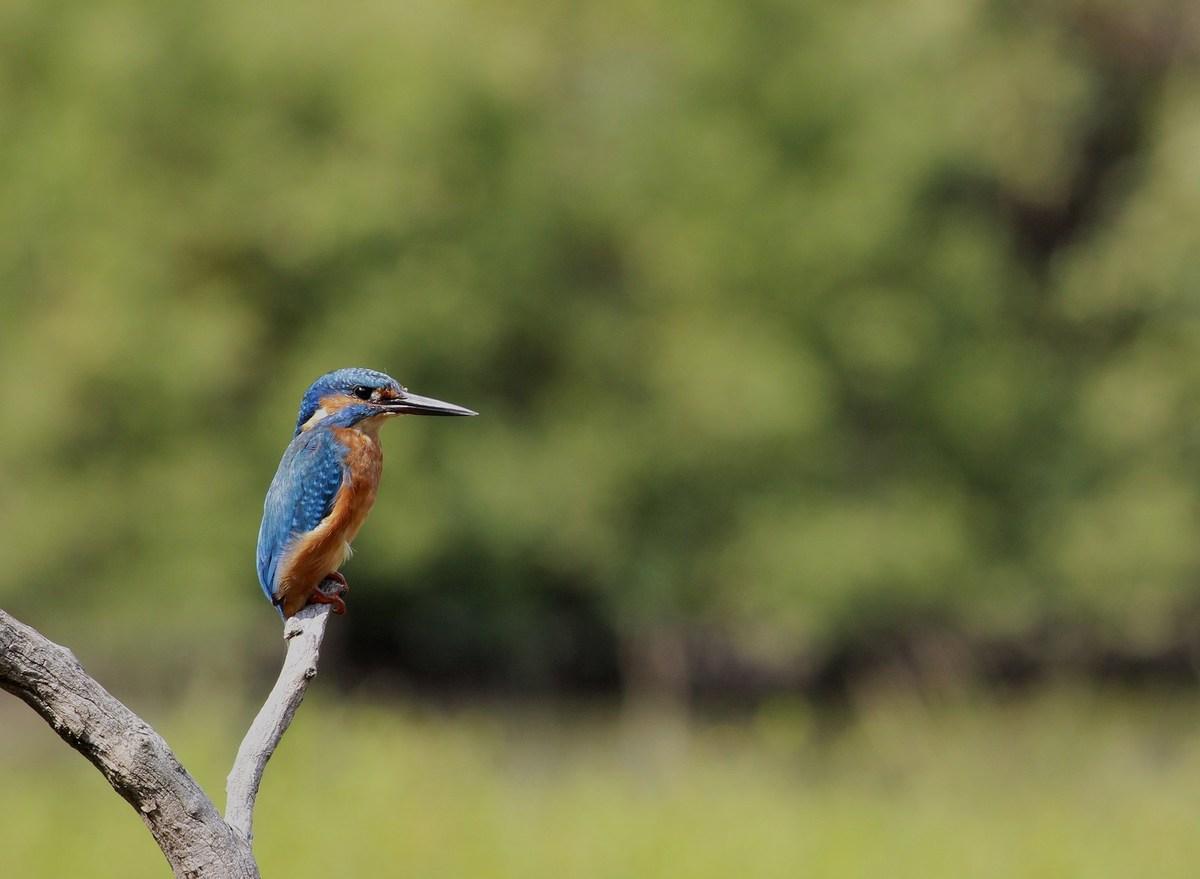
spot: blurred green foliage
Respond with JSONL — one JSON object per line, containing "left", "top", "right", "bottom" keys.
{"left": 2, "top": 0, "right": 1200, "bottom": 687}
{"left": 7, "top": 690, "right": 1200, "bottom": 877}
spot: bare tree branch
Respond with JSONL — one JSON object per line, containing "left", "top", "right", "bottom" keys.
{"left": 0, "top": 609, "right": 260, "bottom": 878}
{"left": 225, "top": 603, "right": 333, "bottom": 841}
{"left": 0, "top": 599, "right": 338, "bottom": 876}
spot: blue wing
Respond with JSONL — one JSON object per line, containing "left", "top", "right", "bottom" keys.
{"left": 256, "top": 428, "right": 346, "bottom": 604}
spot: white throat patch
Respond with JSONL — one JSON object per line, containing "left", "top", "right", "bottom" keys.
{"left": 300, "top": 406, "right": 330, "bottom": 431}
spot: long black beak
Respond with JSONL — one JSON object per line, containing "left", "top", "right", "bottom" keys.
{"left": 381, "top": 391, "right": 477, "bottom": 417}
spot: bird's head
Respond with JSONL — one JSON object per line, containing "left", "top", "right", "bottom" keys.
{"left": 294, "top": 367, "right": 476, "bottom": 435}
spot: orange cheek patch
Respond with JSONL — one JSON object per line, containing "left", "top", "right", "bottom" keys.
{"left": 300, "top": 394, "right": 358, "bottom": 431}
{"left": 319, "top": 393, "right": 358, "bottom": 414}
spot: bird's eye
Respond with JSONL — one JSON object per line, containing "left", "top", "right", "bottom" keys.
{"left": 352, "top": 386, "right": 373, "bottom": 400}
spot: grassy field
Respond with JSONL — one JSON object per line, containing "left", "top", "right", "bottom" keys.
{"left": 3, "top": 687, "right": 1199, "bottom": 878}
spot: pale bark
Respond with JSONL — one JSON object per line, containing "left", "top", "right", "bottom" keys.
{"left": 0, "top": 604, "right": 334, "bottom": 878}
{"left": 225, "top": 603, "right": 332, "bottom": 840}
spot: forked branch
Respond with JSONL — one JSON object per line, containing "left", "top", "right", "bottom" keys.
{"left": 0, "top": 604, "right": 335, "bottom": 878}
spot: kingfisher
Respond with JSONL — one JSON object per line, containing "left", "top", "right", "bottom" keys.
{"left": 256, "top": 367, "right": 475, "bottom": 618}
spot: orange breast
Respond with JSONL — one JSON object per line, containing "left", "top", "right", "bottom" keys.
{"left": 274, "top": 427, "right": 384, "bottom": 617}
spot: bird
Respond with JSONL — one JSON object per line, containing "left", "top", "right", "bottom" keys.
{"left": 256, "top": 367, "right": 475, "bottom": 618}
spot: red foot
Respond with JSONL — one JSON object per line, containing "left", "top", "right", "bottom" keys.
{"left": 307, "top": 576, "right": 349, "bottom": 615}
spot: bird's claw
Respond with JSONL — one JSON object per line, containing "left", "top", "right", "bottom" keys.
{"left": 309, "top": 576, "right": 350, "bottom": 615}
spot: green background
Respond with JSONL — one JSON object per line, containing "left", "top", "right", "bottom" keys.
{"left": 3, "top": 0, "right": 1200, "bottom": 875}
